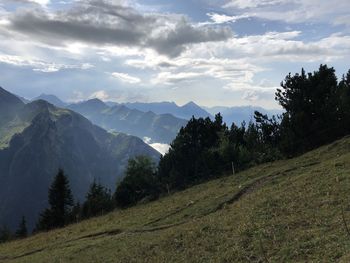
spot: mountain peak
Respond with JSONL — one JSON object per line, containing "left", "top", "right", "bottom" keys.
{"left": 32, "top": 94, "right": 66, "bottom": 108}
{"left": 86, "top": 98, "right": 105, "bottom": 104}
{"left": 0, "top": 86, "right": 24, "bottom": 105}
{"left": 183, "top": 101, "right": 198, "bottom": 108}
{"left": 84, "top": 98, "right": 109, "bottom": 109}
{"left": 0, "top": 87, "right": 25, "bottom": 122}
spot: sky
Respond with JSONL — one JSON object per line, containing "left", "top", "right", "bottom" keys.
{"left": 0, "top": 0, "right": 349, "bottom": 109}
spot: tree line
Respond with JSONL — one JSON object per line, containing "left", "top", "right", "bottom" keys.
{"left": 2, "top": 64, "right": 350, "bottom": 242}
{"left": 116, "top": 65, "right": 350, "bottom": 205}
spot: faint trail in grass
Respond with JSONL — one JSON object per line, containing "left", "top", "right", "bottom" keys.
{"left": 143, "top": 201, "right": 196, "bottom": 227}
{"left": 0, "top": 248, "right": 45, "bottom": 260}
{"left": 2, "top": 161, "right": 322, "bottom": 262}
{"left": 201, "top": 163, "right": 319, "bottom": 216}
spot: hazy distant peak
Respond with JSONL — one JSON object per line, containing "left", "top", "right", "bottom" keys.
{"left": 182, "top": 101, "right": 199, "bottom": 108}
{"left": 85, "top": 98, "right": 107, "bottom": 105}
{"left": 32, "top": 94, "right": 67, "bottom": 108}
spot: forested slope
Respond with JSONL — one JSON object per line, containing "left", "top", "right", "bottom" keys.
{"left": 2, "top": 136, "right": 350, "bottom": 262}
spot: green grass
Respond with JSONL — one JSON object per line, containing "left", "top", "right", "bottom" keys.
{"left": 2, "top": 136, "right": 350, "bottom": 262}
{"left": 0, "top": 118, "right": 29, "bottom": 149}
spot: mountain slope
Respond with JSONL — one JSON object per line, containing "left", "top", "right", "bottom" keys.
{"left": 0, "top": 87, "right": 27, "bottom": 149}
{"left": 0, "top": 87, "right": 24, "bottom": 125}
{"left": 68, "top": 100, "right": 187, "bottom": 144}
{"left": 0, "top": 89, "right": 160, "bottom": 231}
{"left": 32, "top": 94, "right": 67, "bottom": 108}
{"left": 2, "top": 136, "right": 350, "bottom": 262}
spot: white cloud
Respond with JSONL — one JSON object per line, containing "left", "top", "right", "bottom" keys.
{"left": 143, "top": 137, "right": 170, "bottom": 155}
{"left": 200, "top": 12, "right": 250, "bottom": 25}
{"left": 1, "top": 0, "right": 349, "bottom": 109}
{"left": 223, "top": 0, "right": 287, "bottom": 9}
{"left": 149, "top": 143, "right": 170, "bottom": 155}
{"left": 124, "top": 29, "right": 350, "bottom": 108}
{"left": 1, "top": 1, "right": 233, "bottom": 58}
{"left": 89, "top": 90, "right": 110, "bottom": 100}
{"left": 223, "top": 0, "right": 350, "bottom": 26}
{"left": 31, "top": 0, "right": 50, "bottom": 5}
{"left": 151, "top": 71, "right": 203, "bottom": 85}
{"left": 111, "top": 72, "right": 141, "bottom": 84}
{"left": 143, "top": 137, "right": 152, "bottom": 144}
{"left": 224, "top": 82, "right": 277, "bottom": 92}
{"left": 0, "top": 53, "right": 93, "bottom": 72}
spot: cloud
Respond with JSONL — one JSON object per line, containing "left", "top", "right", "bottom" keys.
{"left": 0, "top": 53, "right": 93, "bottom": 72}
{"left": 2, "top": 0, "right": 50, "bottom": 6}
{"left": 111, "top": 72, "right": 141, "bottom": 84}
{"left": 222, "top": 0, "right": 350, "bottom": 26}
{"left": 29, "top": 0, "right": 50, "bottom": 5}
{"left": 2, "top": 0, "right": 233, "bottom": 57}
{"left": 242, "top": 90, "right": 259, "bottom": 101}
{"left": 201, "top": 12, "right": 250, "bottom": 25}
{"left": 149, "top": 143, "right": 170, "bottom": 155}
{"left": 143, "top": 137, "right": 170, "bottom": 155}
{"left": 89, "top": 90, "right": 109, "bottom": 100}
{"left": 224, "top": 82, "right": 277, "bottom": 102}
{"left": 188, "top": 30, "right": 349, "bottom": 62}
{"left": 152, "top": 71, "right": 204, "bottom": 85}
{"left": 223, "top": 0, "right": 287, "bottom": 9}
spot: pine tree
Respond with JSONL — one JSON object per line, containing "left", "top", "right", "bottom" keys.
{"left": 15, "top": 216, "right": 28, "bottom": 239}
{"left": 70, "top": 202, "right": 82, "bottom": 223}
{"left": 115, "top": 156, "right": 159, "bottom": 207}
{"left": 36, "top": 169, "right": 74, "bottom": 231}
{"left": 0, "top": 225, "right": 12, "bottom": 243}
{"left": 82, "top": 181, "right": 113, "bottom": 218}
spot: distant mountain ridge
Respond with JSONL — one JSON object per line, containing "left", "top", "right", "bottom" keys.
{"left": 0, "top": 87, "right": 159, "bottom": 231}
{"left": 32, "top": 94, "right": 67, "bottom": 108}
{"left": 123, "top": 101, "right": 213, "bottom": 120}
{"left": 68, "top": 99, "right": 187, "bottom": 144}
{"left": 29, "top": 93, "right": 282, "bottom": 136}
{"left": 205, "top": 105, "right": 282, "bottom": 125}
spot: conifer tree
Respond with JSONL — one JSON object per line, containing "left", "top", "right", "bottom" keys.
{"left": 115, "top": 156, "right": 159, "bottom": 207}
{"left": 15, "top": 216, "right": 28, "bottom": 238}
{"left": 36, "top": 169, "right": 74, "bottom": 231}
{"left": 0, "top": 225, "right": 12, "bottom": 243}
{"left": 82, "top": 180, "right": 113, "bottom": 218}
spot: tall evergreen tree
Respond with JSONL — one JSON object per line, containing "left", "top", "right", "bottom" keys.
{"left": 158, "top": 114, "right": 228, "bottom": 191}
{"left": 15, "top": 216, "right": 28, "bottom": 239}
{"left": 338, "top": 70, "right": 350, "bottom": 134}
{"left": 0, "top": 225, "right": 12, "bottom": 243}
{"left": 36, "top": 169, "right": 74, "bottom": 231}
{"left": 115, "top": 156, "right": 159, "bottom": 207}
{"left": 70, "top": 202, "right": 82, "bottom": 223}
{"left": 276, "top": 65, "right": 339, "bottom": 154}
{"left": 82, "top": 181, "right": 114, "bottom": 218}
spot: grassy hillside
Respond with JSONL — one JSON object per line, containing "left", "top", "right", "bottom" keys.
{"left": 2, "top": 136, "right": 350, "bottom": 262}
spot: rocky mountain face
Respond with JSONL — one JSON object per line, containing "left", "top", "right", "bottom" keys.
{"left": 0, "top": 87, "right": 159, "bottom": 230}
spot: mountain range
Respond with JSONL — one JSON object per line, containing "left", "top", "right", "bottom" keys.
{"left": 32, "top": 94, "right": 68, "bottom": 108}
{"left": 205, "top": 106, "right": 282, "bottom": 125}
{"left": 67, "top": 100, "right": 188, "bottom": 144}
{"left": 28, "top": 94, "right": 283, "bottom": 146}
{"left": 0, "top": 87, "right": 159, "bottom": 231}
{"left": 123, "top": 101, "right": 213, "bottom": 120}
